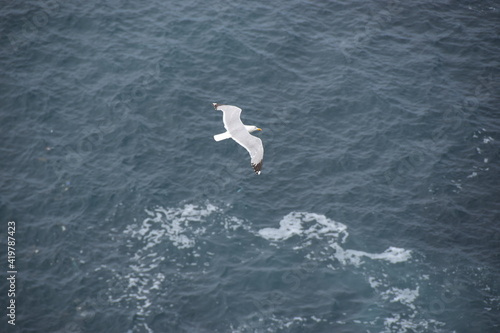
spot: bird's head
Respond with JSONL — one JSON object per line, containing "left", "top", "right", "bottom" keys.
{"left": 249, "top": 126, "right": 262, "bottom": 133}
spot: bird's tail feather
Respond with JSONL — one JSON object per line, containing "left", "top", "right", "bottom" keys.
{"left": 214, "top": 132, "right": 231, "bottom": 141}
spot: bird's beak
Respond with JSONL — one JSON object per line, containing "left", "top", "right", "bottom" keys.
{"left": 257, "top": 128, "right": 262, "bottom": 131}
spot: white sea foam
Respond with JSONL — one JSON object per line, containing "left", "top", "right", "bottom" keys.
{"left": 383, "top": 314, "right": 445, "bottom": 333}
{"left": 332, "top": 244, "right": 411, "bottom": 266}
{"left": 259, "top": 212, "right": 348, "bottom": 241}
{"left": 369, "top": 277, "right": 382, "bottom": 288}
{"left": 115, "top": 205, "right": 444, "bottom": 333}
{"left": 259, "top": 212, "right": 348, "bottom": 243}
{"left": 253, "top": 211, "right": 441, "bottom": 332}
{"left": 124, "top": 203, "right": 248, "bottom": 251}
{"left": 258, "top": 212, "right": 410, "bottom": 267}
{"left": 114, "top": 203, "right": 231, "bottom": 333}
{"left": 483, "top": 136, "right": 493, "bottom": 144}
{"left": 381, "top": 287, "right": 420, "bottom": 310}
{"left": 126, "top": 204, "right": 216, "bottom": 249}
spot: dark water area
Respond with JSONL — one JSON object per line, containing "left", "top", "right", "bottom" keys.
{"left": 1, "top": 0, "right": 499, "bottom": 332}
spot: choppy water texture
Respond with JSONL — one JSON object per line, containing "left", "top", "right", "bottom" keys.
{"left": 1, "top": 0, "right": 500, "bottom": 332}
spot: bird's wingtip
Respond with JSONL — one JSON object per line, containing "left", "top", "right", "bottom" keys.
{"left": 252, "top": 161, "right": 263, "bottom": 175}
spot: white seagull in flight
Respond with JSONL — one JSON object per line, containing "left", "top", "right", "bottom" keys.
{"left": 212, "top": 103, "right": 264, "bottom": 175}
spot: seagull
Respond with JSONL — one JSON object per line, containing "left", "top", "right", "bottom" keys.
{"left": 212, "top": 103, "right": 264, "bottom": 175}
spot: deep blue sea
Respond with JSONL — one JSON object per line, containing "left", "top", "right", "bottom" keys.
{"left": 1, "top": 0, "right": 500, "bottom": 332}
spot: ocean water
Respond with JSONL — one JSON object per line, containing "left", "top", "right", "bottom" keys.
{"left": 1, "top": 0, "right": 499, "bottom": 332}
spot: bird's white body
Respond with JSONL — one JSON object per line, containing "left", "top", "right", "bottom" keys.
{"left": 212, "top": 103, "right": 264, "bottom": 175}
{"left": 213, "top": 125, "right": 260, "bottom": 142}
